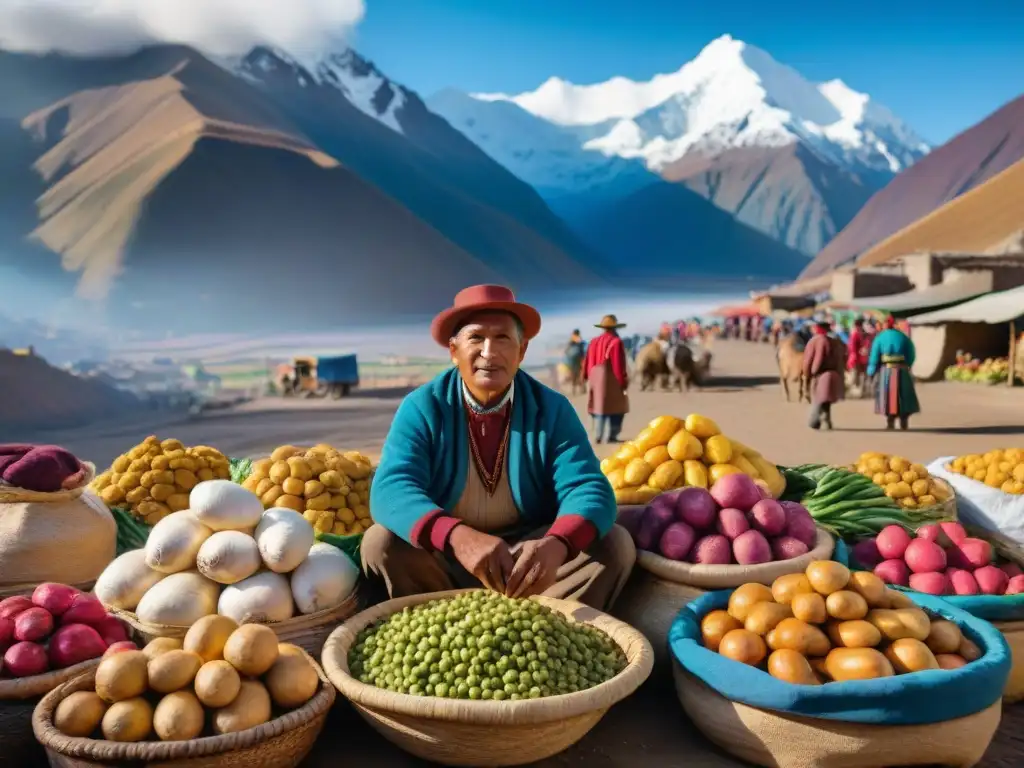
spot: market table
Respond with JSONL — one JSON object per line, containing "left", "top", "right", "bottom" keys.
{"left": 304, "top": 679, "right": 1024, "bottom": 767}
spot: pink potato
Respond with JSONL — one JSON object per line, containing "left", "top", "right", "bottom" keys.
{"left": 659, "top": 522, "right": 697, "bottom": 562}
{"left": 715, "top": 507, "right": 750, "bottom": 540}
{"left": 770, "top": 536, "right": 810, "bottom": 561}
{"left": 874, "top": 559, "right": 911, "bottom": 587}
{"left": 48, "top": 624, "right": 107, "bottom": 669}
{"left": 709, "top": 474, "right": 762, "bottom": 513}
{"left": 92, "top": 616, "right": 129, "bottom": 647}
{"left": 974, "top": 565, "right": 1010, "bottom": 596}
{"left": 692, "top": 534, "right": 733, "bottom": 565}
{"left": 956, "top": 539, "right": 994, "bottom": 569}
{"left": 916, "top": 524, "right": 953, "bottom": 548}
{"left": 0, "top": 617, "right": 13, "bottom": 646}
{"left": 909, "top": 572, "right": 949, "bottom": 595}
{"left": 1006, "top": 575, "right": 1024, "bottom": 595}
{"left": 748, "top": 499, "right": 787, "bottom": 537}
{"left": 3, "top": 642, "right": 48, "bottom": 677}
{"left": 1001, "top": 562, "right": 1024, "bottom": 579}
{"left": 674, "top": 487, "right": 718, "bottom": 530}
{"left": 875, "top": 525, "right": 912, "bottom": 560}
{"left": 31, "top": 583, "right": 78, "bottom": 617}
{"left": 635, "top": 498, "right": 676, "bottom": 552}
{"left": 60, "top": 594, "right": 108, "bottom": 627}
{"left": 102, "top": 641, "right": 139, "bottom": 658}
{"left": 940, "top": 522, "right": 968, "bottom": 544}
{"left": 904, "top": 539, "right": 947, "bottom": 574}
{"left": 948, "top": 568, "right": 981, "bottom": 595}
{"left": 0, "top": 596, "right": 34, "bottom": 621}
{"left": 14, "top": 607, "right": 53, "bottom": 643}
{"left": 732, "top": 530, "right": 772, "bottom": 565}
{"left": 851, "top": 539, "right": 884, "bottom": 569}
{"left": 780, "top": 502, "right": 817, "bottom": 549}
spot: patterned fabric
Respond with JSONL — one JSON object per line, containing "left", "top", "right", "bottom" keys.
{"left": 875, "top": 365, "right": 921, "bottom": 417}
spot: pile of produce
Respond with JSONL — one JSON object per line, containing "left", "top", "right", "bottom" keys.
{"left": 946, "top": 449, "right": 1024, "bottom": 494}
{"left": 852, "top": 522, "right": 1024, "bottom": 597}
{"left": 944, "top": 354, "right": 1015, "bottom": 385}
{"left": 602, "top": 414, "right": 785, "bottom": 505}
{"left": 786, "top": 464, "right": 951, "bottom": 540}
{"left": 1, "top": 584, "right": 130, "bottom": 678}
{"left": 90, "top": 437, "right": 231, "bottom": 525}
{"left": 618, "top": 474, "right": 819, "bottom": 564}
{"left": 851, "top": 452, "right": 951, "bottom": 510}
{"left": 701, "top": 560, "right": 981, "bottom": 683}
{"left": 349, "top": 590, "right": 626, "bottom": 700}
{"left": 52, "top": 618, "right": 321, "bottom": 741}
{"left": 94, "top": 480, "right": 359, "bottom": 626}
{"left": 241, "top": 444, "right": 374, "bottom": 536}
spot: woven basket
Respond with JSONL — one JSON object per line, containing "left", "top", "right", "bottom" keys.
{"left": 0, "top": 660, "right": 101, "bottom": 766}
{"left": 321, "top": 589, "right": 654, "bottom": 767}
{"left": 613, "top": 527, "right": 834, "bottom": 668}
{"left": 673, "top": 666, "right": 1000, "bottom": 768}
{"left": 32, "top": 657, "right": 335, "bottom": 767}
{"left": 108, "top": 586, "right": 360, "bottom": 656}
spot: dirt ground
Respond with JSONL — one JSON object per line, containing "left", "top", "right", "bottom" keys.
{"left": 12, "top": 340, "right": 1024, "bottom": 766}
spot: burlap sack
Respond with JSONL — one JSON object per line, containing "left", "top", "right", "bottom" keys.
{"left": 674, "top": 667, "right": 1000, "bottom": 768}
{"left": 0, "top": 468, "right": 116, "bottom": 595}
{"left": 613, "top": 527, "right": 834, "bottom": 668}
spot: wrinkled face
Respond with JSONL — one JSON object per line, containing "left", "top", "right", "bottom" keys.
{"left": 449, "top": 311, "right": 527, "bottom": 397}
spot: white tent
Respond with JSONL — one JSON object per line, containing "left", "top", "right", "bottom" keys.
{"left": 910, "top": 285, "right": 1024, "bottom": 324}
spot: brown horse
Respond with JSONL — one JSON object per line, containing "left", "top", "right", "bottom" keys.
{"left": 777, "top": 334, "right": 810, "bottom": 403}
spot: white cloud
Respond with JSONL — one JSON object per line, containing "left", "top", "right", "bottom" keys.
{"left": 0, "top": 0, "right": 365, "bottom": 58}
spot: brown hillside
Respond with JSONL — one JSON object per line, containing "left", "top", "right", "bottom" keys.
{"left": 663, "top": 143, "right": 876, "bottom": 256}
{"left": 0, "top": 350, "right": 142, "bottom": 430}
{"left": 856, "top": 159, "right": 1024, "bottom": 268}
{"left": 802, "top": 93, "right": 1024, "bottom": 277}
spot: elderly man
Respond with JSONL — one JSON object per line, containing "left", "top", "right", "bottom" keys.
{"left": 363, "top": 285, "right": 635, "bottom": 611}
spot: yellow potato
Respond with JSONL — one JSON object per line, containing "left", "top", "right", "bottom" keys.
{"left": 683, "top": 460, "right": 708, "bottom": 489}
{"left": 648, "top": 460, "right": 684, "bottom": 491}
{"left": 703, "top": 435, "right": 733, "bottom": 464}
{"left": 643, "top": 445, "right": 671, "bottom": 467}
{"left": 667, "top": 429, "right": 703, "bottom": 462}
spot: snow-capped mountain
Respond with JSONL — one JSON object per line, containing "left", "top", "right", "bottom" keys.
{"left": 431, "top": 35, "right": 931, "bottom": 255}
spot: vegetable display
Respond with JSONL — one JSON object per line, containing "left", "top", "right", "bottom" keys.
{"left": 946, "top": 448, "right": 1024, "bottom": 495}
{"left": 619, "top": 474, "right": 818, "bottom": 564}
{"left": 52, "top": 618, "right": 322, "bottom": 741}
{"left": 701, "top": 560, "right": 981, "bottom": 683}
{"left": 791, "top": 465, "right": 951, "bottom": 540}
{"left": 602, "top": 413, "right": 786, "bottom": 505}
{"left": 851, "top": 522, "right": 1024, "bottom": 597}
{"left": 851, "top": 452, "right": 952, "bottom": 510}
{"left": 349, "top": 590, "right": 626, "bottom": 700}
{"left": 0, "top": 584, "right": 129, "bottom": 678}
{"left": 93, "top": 481, "right": 359, "bottom": 626}
{"left": 945, "top": 354, "right": 1015, "bottom": 385}
{"left": 242, "top": 444, "right": 374, "bottom": 536}
{"left": 90, "top": 437, "right": 232, "bottom": 525}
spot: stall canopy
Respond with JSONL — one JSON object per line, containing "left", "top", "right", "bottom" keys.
{"left": 836, "top": 278, "right": 990, "bottom": 313}
{"left": 709, "top": 304, "right": 762, "bottom": 318}
{"left": 911, "top": 285, "right": 1024, "bottom": 325}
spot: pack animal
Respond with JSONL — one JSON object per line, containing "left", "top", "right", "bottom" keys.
{"left": 777, "top": 334, "right": 810, "bottom": 403}
{"left": 635, "top": 340, "right": 711, "bottom": 392}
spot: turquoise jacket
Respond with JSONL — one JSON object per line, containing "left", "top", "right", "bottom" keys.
{"left": 370, "top": 368, "right": 616, "bottom": 546}
{"left": 867, "top": 328, "right": 916, "bottom": 377}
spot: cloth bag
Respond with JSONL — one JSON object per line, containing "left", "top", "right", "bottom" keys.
{"left": 928, "top": 456, "right": 1024, "bottom": 545}
{"left": 0, "top": 467, "right": 116, "bottom": 595}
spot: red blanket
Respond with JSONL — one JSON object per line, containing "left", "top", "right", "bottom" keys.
{"left": 0, "top": 444, "right": 86, "bottom": 492}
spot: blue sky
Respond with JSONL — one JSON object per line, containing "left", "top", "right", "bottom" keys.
{"left": 354, "top": 0, "right": 1024, "bottom": 145}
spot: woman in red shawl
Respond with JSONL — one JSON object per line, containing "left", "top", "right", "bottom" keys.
{"left": 803, "top": 321, "right": 845, "bottom": 430}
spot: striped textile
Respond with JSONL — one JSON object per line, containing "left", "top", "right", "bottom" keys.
{"left": 875, "top": 364, "right": 921, "bottom": 417}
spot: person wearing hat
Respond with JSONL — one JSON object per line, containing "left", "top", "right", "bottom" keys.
{"left": 802, "top": 320, "right": 845, "bottom": 430}
{"left": 363, "top": 285, "right": 634, "bottom": 611}
{"left": 562, "top": 329, "right": 586, "bottom": 395}
{"left": 867, "top": 315, "right": 920, "bottom": 430}
{"left": 583, "top": 314, "right": 630, "bottom": 443}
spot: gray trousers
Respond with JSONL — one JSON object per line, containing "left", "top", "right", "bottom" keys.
{"left": 592, "top": 414, "right": 624, "bottom": 442}
{"left": 808, "top": 402, "right": 833, "bottom": 430}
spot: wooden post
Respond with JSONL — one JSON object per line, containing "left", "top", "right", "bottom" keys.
{"left": 1010, "top": 319, "right": 1018, "bottom": 388}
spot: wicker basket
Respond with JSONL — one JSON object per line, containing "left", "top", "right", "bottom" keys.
{"left": 108, "top": 586, "right": 360, "bottom": 656}
{"left": 321, "top": 589, "right": 654, "bottom": 767}
{"left": 0, "top": 660, "right": 101, "bottom": 766}
{"left": 32, "top": 658, "right": 335, "bottom": 767}
{"left": 613, "top": 527, "right": 834, "bottom": 668}
{"left": 673, "top": 666, "right": 1001, "bottom": 768}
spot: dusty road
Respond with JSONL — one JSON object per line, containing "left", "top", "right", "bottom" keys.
{"left": 12, "top": 341, "right": 1024, "bottom": 767}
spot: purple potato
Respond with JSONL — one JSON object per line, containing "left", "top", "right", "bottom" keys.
{"left": 674, "top": 487, "right": 718, "bottom": 530}
{"left": 635, "top": 499, "right": 675, "bottom": 552}
{"left": 659, "top": 522, "right": 697, "bottom": 562}
{"left": 780, "top": 502, "right": 818, "bottom": 549}
{"left": 749, "top": 499, "right": 787, "bottom": 537}
{"left": 617, "top": 505, "right": 647, "bottom": 540}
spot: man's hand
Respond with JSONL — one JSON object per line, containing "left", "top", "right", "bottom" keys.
{"left": 505, "top": 537, "right": 568, "bottom": 599}
{"left": 448, "top": 525, "right": 515, "bottom": 593}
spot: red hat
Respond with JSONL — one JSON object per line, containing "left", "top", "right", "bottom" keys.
{"left": 430, "top": 285, "right": 541, "bottom": 347}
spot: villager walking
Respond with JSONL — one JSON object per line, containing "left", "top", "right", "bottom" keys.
{"left": 846, "top": 318, "right": 873, "bottom": 398}
{"left": 867, "top": 316, "right": 920, "bottom": 430}
{"left": 584, "top": 315, "right": 630, "bottom": 444}
{"left": 803, "top": 321, "right": 845, "bottom": 430}
{"left": 562, "top": 330, "right": 586, "bottom": 395}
